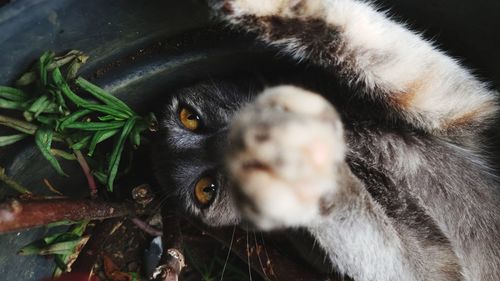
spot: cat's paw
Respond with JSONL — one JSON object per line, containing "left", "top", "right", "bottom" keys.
{"left": 226, "top": 86, "right": 345, "bottom": 230}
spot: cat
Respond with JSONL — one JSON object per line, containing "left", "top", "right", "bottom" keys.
{"left": 153, "top": 0, "right": 500, "bottom": 280}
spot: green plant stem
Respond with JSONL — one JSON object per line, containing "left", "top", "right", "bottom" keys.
{"left": 73, "top": 149, "right": 98, "bottom": 199}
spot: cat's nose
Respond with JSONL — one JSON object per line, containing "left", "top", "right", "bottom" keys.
{"left": 204, "top": 129, "right": 229, "bottom": 161}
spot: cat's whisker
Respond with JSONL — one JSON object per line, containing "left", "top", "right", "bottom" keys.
{"left": 150, "top": 192, "right": 176, "bottom": 215}
{"left": 219, "top": 225, "right": 236, "bottom": 281}
{"left": 259, "top": 233, "right": 279, "bottom": 281}
{"left": 253, "top": 231, "right": 269, "bottom": 281}
{"left": 245, "top": 226, "right": 254, "bottom": 281}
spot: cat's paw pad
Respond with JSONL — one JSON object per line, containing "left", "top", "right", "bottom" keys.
{"left": 226, "top": 86, "right": 345, "bottom": 229}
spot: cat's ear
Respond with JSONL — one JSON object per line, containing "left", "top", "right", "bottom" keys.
{"left": 210, "top": 0, "right": 498, "bottom": 140}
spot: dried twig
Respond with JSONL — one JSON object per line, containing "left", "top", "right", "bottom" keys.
{"left": 0, "top": 198, "right": 137, "bottom": 234}
{"left": 131, "top": 217, "right": 163, "bottom": 237}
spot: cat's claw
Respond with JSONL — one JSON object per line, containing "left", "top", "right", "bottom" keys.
{"left": 226, "top": 86, "right": 345, "bottom": 230}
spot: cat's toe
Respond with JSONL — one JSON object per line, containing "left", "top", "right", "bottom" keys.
{"left": 226, "top": 86, "right": 345, "bottom": 229}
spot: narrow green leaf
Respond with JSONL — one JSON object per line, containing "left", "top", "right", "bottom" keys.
{"left": 54, "top": 254, "right": 68, "bottom": 271}
{"left": 66, "top": 54, "right": 89, "bottom": 80}
{"left": 82, "top": 104, "right": 130, "bottom": 119}
{"left": 42, "top": 240, "right": 82, "bottom": 255}
{"left": 64, "top": 121, "right": 125, "bottom": 131}
{"left": 0, "top": 134, "right": 27, "bottom": 146}
{"left": 70, "top": 135, "right": 91, "bottom": 150}
{"left": 98, "top": 115, "right": 119, "bottom": 121}
{"left": 46, "top": 220, "right": 82, "bottom": 228}
{"left": 88, "top": 129, "right": 119, "bottom": 156}
{"left": 47, "top": 87, "right": 68, "bottom": 113}
{"left": 0, "top": 86, "right": 29, "bottom": 101}
{"left": 36, "top": 115, "right": 59, "bottom": 127}
{"left": 52, "top": 68, "right": 89, "bottom": 106}
{"left": 58, "top": 109, "right": 92, "bottom": 130}
{"left": 25, "top": 95, "right": 55, "bottom": 119}
{"left": 49, "top": 50, "right": 85, "bottom": 71}
{"left": 0, "top": 98, "right": 26, "bottom": 110}
{"left": 18, "top": 243, "right": 43, "bottom": 255}
{"left": 39, "top": 51, "right": 55, "bottom": 86}
{"left": 75, "top": 77, "right": 134, "bottom": 116}
{"left": 43, "top": 232, "right": 80, "bottom": 245}
{"left": 107, "top": 116, "right": 137, "bottom": 191}
{"left": 50, "top": 149, "right": 76, "bottom": 161}
{"left": 16, "top": 71, "right": 37, "bottom": 86}
{"left": 92, "top": 171, "right": 108, "bottom": 185}
{"left": 34, "top": 127, "right": 67, "bottom": 176}
{"left": 70, "top": 220, "right": 89, "bottom": 236}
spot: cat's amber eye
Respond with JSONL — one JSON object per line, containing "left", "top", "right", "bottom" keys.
{"left": 179, "top": 106, "right": 200, "bottom": 131}
{"left": 194, "top": 176, "right": 217, "bottom": 207}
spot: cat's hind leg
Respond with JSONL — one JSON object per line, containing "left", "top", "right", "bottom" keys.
{"left": 210, "top": 0, "right": 498, "bottom": 139}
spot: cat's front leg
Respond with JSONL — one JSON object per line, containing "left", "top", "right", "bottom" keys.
{"left": 225, "top": 86, "right": 462, "bottom": 281}
{"left": 210, "top": 0, "right": 498, "bottom": 138}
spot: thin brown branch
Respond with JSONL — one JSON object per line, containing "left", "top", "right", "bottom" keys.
{"left": 131, "top": 217, "right": 163, "bottom": 237}
{"left": 0, "top": 198, "right": 136, "bottom": 234}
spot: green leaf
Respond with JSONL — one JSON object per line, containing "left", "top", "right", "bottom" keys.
{"left": 58, "top": 109, "right": 92, "bottom": 130}
{"left": 70, "top": 220, "right": 89, "bottom": 236}
{"left": 43, "top": 232, "right": 80, "bottom": 245}
{"left": 70, "top": 135, "right": 91, "bottom": 150}
{"left": 88, "top": 129, "right": 119, "bottom": 156}
{"left": 0, "top": 86, "right": 29, "bottom": 101}
{"left": 46, "top": 220, "right": 83, "bottom": 228}
{"left": 36, "top": 115, "right": 59, "bottom": 127}
{"left": 39, "top": 51, "right": 55, "bottom": 87}
{"left": 25, "top": 95, "right": 56, "bottom": 120}
{"left": 52, "top": 68, "right": 89, "bottom": 106}
{"left": 0, "top": 98, "right": 26, "bottom": 110}
{"left": 75, "top": 77, "right": 134, "bottom": 116}
{"left": 34, "top": 127, "right": 67, "bottom": 176}
{"left": 16, "top": 71, "right": 37, "bottom": 86}
{"left": 98, "top": 115, "right": 119, "bottom": 121}
{"left": 82, "top": 104, "right": 130, "bottom": 119}
{"left": 107, "top": 116, "right": 137, "bottom": 191}
{"left": 0, "top": 134, "right": 27, "bottom": 146}
{"left": 66, "top": 53, "right": 89, "bottom": 80}
{"left": 64, "top": 121, "right": 125, "bottom": 131}
{"left": 19, "top": 240, "right": 81, "bottom": 256}
{"left": 92, "top": 171, "right": 108, "bottom": 185}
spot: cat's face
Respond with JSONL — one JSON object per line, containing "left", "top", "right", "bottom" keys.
{"left": 153, "top": 78, "right": 262, "bottom": 226}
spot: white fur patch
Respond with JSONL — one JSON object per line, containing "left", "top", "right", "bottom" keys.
{"left": 227, "top": 86, "right": 345, "bottom": 229}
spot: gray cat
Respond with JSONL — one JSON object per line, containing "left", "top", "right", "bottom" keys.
{"left": 153, "top": 0, "right": 500, "bottom": 280}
